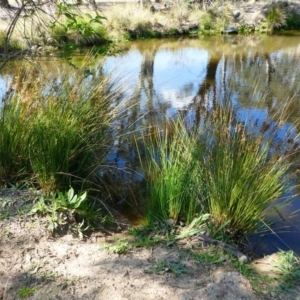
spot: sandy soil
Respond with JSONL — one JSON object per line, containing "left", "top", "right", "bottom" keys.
{"left": 0, "top": 189, "right": 262, "bottom": 300}
{"left": 1, "top": 189, "right": 300, "bottom": 300}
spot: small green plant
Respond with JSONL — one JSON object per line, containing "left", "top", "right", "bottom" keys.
{"left": 175, "top": 214, "right": 210, "bottom": 240}
{"left": 134, "top": 235, "right": 163, "bottom": 248}
{"left": 151, "top": 259, "right": 189, "bottom": 277}
{"left": 0, "top": 198, "right": 12, "bottom": 220}
{"left": 103, "top": 238, "right": 130, "bottom": 254}
{"left": 201, "top": 13, "right": 214, "bottom": 30}
{"left": 31, "top": 187, "right": 99, "bottom": 236}
{"left": 17, "top": 286, "right": 36, "bottom": 298}
{"left": 128, "top": 226, "right": 164, "bottom": 248}
{"left": 192, "top": 247, "right": 226, "bottom": 265}
{"left": 275, "top": 250, "right": 300, "bottom": 282}
{"left": 50, "top": 3, "right": 108, "bottom": 46}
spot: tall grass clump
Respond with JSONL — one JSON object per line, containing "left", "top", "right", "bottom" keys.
{"left": 266, "top": 4, "right": 287, "bottom": 31}
{"left": 0, "top": 60, "right": 117, "bottom": 192}
{"left": 0, "top": 97, "right": 32, "bottom": 183}
{"left": 139, "top": 106, "right": 292, "bottom": 238}
{"left": 137, "top": 120, "right": 204, "bottom": 225}
{"left": 200, "top": 108, "right": 290, "bottom": 237}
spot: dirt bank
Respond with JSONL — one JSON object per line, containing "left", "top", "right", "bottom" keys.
{"left": 1, "top": 189, "right": 300, "bottom": 300}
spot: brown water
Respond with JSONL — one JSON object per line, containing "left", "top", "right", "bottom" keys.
{"left": 1, "top": 33, "right": 300, "bottom": 256}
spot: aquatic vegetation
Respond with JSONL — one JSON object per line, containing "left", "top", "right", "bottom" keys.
{"left": 199, "top": 4, "right": 231, "bottom": 34}
{"left": 200, "top": 108, "right": 290, "bottom": 237}
{"left": 139, "top": 106, "right": 293, "bottom": 238}
{"left": 0, "top": 59, "right": 117, "bottom": 192}
{"left": 201, "top": 13, "right": 215, "bottom": 30}
{"left": 137, "top": 120, "right": 203, "bottom": 224}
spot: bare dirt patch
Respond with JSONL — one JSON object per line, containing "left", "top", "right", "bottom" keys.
{"left": 0, "top": 189, "right": 262, "bottom": 300}
{"left": 0, "top": 223, "right": 258, "bottom": 300}
{"left": 1, "top": 189, "right": 300, "bottom": 300}
{"left": 0, "top": 189, "right": 300, "bottom": 300}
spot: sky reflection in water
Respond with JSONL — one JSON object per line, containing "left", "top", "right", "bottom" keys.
{"left": 103, "top": 35, "right": 300, "bottom": 256}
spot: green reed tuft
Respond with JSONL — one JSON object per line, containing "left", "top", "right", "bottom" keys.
{"left": 137, "top": 120, "right": 203, "bottom": 225}
{"left": 0, "top": 60, "right": 116, "bottom": 192}
{"left": 0, "top": 97, "right": 32, "bottom": 183}
{"left": 200, "top": 109, "right": 290, "bottom": 237}
{"left": 266, "top": 4, "right": 287, "bottom": 31}
{"left": 139, "top": 107, "right": 292, "bottom": 238}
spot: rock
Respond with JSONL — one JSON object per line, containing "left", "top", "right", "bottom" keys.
{"left": 46, "top": 37, "right": 54, "bottom": 44}
{"left": 222, "top": 24, "right": 238, "bottom": 34}
{"left": 166, "top": 219, "right": 175, "bottom": 226}
{"left": 217, "top": 7, "right": 224, "bottom": 14}
{"left": 31, "top": 45, "right": 38, "bottom": 51}
{"left": 233, "top": 11, "right": 241, "bottom": 19}
{"left": 150, "top": 5, "right": 155, "bottom": 13}
{"left": 179, "top": 23, "right": 199, "bottom": 34}
{"left": 238, "top": 255, "right": 248, "bottom": 263}
{"left": 251, "top": 253, "right": 283, "bottom": 278}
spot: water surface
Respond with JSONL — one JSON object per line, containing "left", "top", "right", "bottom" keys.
{"left": 103, "top": 34, "right": 300, "bottom": 256}
{"left": 2, "top": 34, "right": 300, "bottom": 256}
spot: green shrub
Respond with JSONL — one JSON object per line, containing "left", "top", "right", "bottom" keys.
{"left": 0, "top": 30, "right": 23, "bottom": 53}
{"left": 238, "top": 24, "right": 254, "bottom": 34}
{"left": 50, "top": 4, "right": 108, "bottom": 47}
{"left": 201, "top": 13, "right": 214, "bottom": 30}
{"left": 50, "top": 23, "right": 69, "bottom": 44}
{"left": 286, "top": 12, "right": 300, "bottom": 30}
{"left": 127, "top": 21, "right": 161, "bottom": 39}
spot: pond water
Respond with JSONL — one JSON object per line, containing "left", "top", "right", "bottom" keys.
{"left": 102, "top": 33, "right": 300, "bottom": 257}
{"left": 2, "top": 33, "right": 300, "bottom": 256}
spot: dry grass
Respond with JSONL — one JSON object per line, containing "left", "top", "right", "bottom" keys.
{"left": 103, "top": 2, "right": 203, "bottom": 40}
